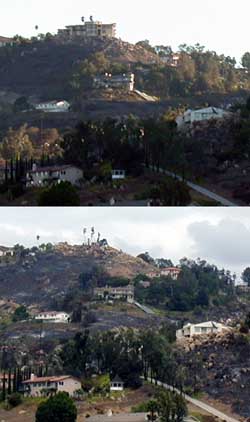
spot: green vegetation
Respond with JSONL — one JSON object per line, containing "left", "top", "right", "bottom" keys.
{"left": 37, "top": 181, "right": 80, "bottom": 206}
{"left": 35, "top": 392, "right": 77, "bottom": 422}
{"left": 12, "top": 305, "right": 29, "bottom": 322}
{"left": 135, "top": 258, "right": 236, "bottom": 312}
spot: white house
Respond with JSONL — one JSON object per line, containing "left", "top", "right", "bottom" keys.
{"left": 110, "top": 375, "right": 124, "bottom": 391}
{"left": 112, "top": 170, "right": 126, "bottom": 180}
{"left": 22, "top": 374, "right": 81, "bottom": 397}
{"left": 176, "top": 321, "right": 230, "bottom": 339}
{"left": 35, "top": 311, "right": 70, "bottom": 323}
{"left": 176, "top": 107, "right": 231, "bottom": 129}
{"left": 160, "top": 267, "right": 181, "bottom": 280}
{"left": 94, "top": 285, "right": 134, "bottom": 303}
{"left": 94, "top": 73, "right": 135, "bottom": 92}
{"left": 26, "top": 164, "right": 83, "bottom": 187}
{"left": 34, "top": 100, "right": 70, "bottom": 113}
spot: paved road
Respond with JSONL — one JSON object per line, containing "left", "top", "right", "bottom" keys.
{"left": 150, "top": 166, "right": 238, "bottom": 207}
{"left": 134, "top": 301, "right": 155, "bottom": 315}
{"left": 152, "top": 380, "right": 241, "bottom": 422}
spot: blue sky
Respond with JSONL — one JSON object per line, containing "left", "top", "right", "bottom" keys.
{"left": 0, "top": 207, "right": 250, "bottom": 279}
{"left": 1, "top": 0, "right": 249, "bottom": 61}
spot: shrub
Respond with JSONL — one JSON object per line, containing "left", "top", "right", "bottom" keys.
{"left": 8, "top": 392, "right": 22, "bottom": 407}
{"left": 35, "top": 392, "right": 77, "bottom": 422}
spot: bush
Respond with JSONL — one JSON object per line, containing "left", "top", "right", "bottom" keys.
{"left": 35, "top": 392, "right": 77, "bottom": 422}
{"left": 12, "top": 305, "right": 29, "bottom": 322}
{"left": 8, "top": 392, "right": 22, "bottom": 407}
{"left": 37, "top": 181, "right": 80, "bottom": 206}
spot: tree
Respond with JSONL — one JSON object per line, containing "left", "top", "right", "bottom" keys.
{"left": 12, "top": 305, "right": 29, "bottom": 322}
{"left": 35, "top": 392, "right": 77, "bottom": 422}
{"left": 38, "top": 182, "right": 80, "bottom": 206}
{"left": 146, "top": 399, "right": 158, "bottom": 421}
{"left": 13, "top": 97, "right": 31, "bottom": 113}
{"left": 242, "top": 268, "right": 250, "bottom": 286}
{"left": 242, "top": 52, "right": 250, "bottom": 70}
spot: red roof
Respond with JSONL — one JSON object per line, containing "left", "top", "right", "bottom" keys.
{"left": 23, "top": 375, "right": 76, "bottom": 384}
{"left": 0, "top": 36, "right": 13, "bottom": 43}
{"left": 28, "top": 165, "right": 81, "bottom": 174}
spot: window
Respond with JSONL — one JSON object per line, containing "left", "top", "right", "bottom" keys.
{"left": 59, "top": 381, "right": 64, "bottom": 385}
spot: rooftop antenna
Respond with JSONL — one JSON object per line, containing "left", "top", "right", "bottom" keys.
{"left": 90, "top": 15, "right": 93, "bottom": 22}
{"left": 97, "top": 232, "right": 101, "bottom": 243}
{"left": 83, "top": 228, "right": 87, "bottom": 245}
{"left": 91, "top": 227, "right": 95, "bottom": 244}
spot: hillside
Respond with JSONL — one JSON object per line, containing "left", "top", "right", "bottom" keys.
{"left": 0, "top": 242, "right": 156, "bottom": 305}
{"left": 0, "top": 38, "right": 159, "bottom": 100}
{"left": 177, "top": 331, "right": 250, "bottom": 417}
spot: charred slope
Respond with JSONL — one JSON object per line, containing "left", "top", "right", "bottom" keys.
{"left": 0, "top": 243, "right": 154, "bottom": 305}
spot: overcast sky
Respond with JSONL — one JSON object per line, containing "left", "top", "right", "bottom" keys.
{"left": 1, "top": 207, "right": 250, "bottom": 280}
{"left": 1, "top": 0, "right": 249, "bottom": 61}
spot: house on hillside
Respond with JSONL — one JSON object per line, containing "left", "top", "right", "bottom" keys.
{"left": 58, "top": 17, "right": 116, "bottom": 39}
{"left": 176, "top": 321, "right": 230, "bottom": 339}
{"left": 176, "top": 107, "right": 231, "bottom": 130}
{"left": 34, "top": 100, "right": 70, "bottom": 113}
{"left": 110, "top": 375, "right": 124, "bottom": 391}
{"left": 35, "top": 311, "right": 70, "bottom": 323}
{"left": 94, "top": 285, "right": 134, "bottom": 303}
{"left": 0, "top": 246, "right": 15, "bottom": 257}
{"left": 0, "top": 373, "right": 14, "bottom": 389}
{"left": 112, "top": 169, "right": 126, "bottom": 180}
{"left": 160, "top": 267, "right": 181, "bottom": 280}
{"left": 94, "top": 73, "right": 135, "bottom": 92}
{"left": 26, "top": 164, "right": 83, "bottom": 187}
{"left": 22, "top": 374, "right": 81, "bottom": 397}
{"left": 146, "top": 267, "right": 181, "bottom": 280}
{"left": 0, "top": 36, "right": 14, "bottom": 47}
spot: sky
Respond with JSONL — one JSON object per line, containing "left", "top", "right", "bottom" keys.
{"left": 1, "top": 0, "right": 249, "bottom": 61}
{"left": 1, "top": 207, "right": 250, "bottom": 281}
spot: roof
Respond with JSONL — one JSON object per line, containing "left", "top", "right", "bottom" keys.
{"left": 0, "top": 373, "right": 14, "bottom": 379}
{"left": 36, "top": 311, "right": 69, "bottom": 316}
{"left": 27, "top": 164, "right": 82, "bottom": 174}
{"left": 183, "top": 321, "right": 226, "bottom": 329}
{"left": 0, "top": 246, "right": 13, "bottom": 251}
{"left": 36, "top": 100, "right": 69, "bottom": 106}
{"left": 162, "top": 267, "right": 181, "bottom": 271}
{"left": 111, "top": 375, "right": 124, "bottom": 383}
{"left": 0, "top": 36, "right": 13, "bottom": 43}
{"left": 23, "top": 375, "right": 79, "bottom": 384}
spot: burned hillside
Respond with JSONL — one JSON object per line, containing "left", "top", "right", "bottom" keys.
{"left": 0, "top": 243, "right": 155, "bottom": 305}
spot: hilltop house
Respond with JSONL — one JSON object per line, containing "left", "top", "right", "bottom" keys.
{"left": 35, "top": 311, "right": 70, "bottom": 323}
{"left": 176, "top": 321, "right": 230, "bottom": 339}
{"left": 26, "top": 164, "right": 83, "bottom": 187}
{"left": 0, "top": 36, "right": 14, "bottom": 47}
{"left": 22, "top": 374, "right": 81, "bottom": 397}
{"left": 34, "top": 100, "right": 70, "bottom": 113}
{"left": 94, "top": 73, "right": 135, "bottom": 92}
{"left": 176, "top": 107, "right": 231, "bottom": 129}
{"left": 58, "top": 17, "right": 116, "bottom": 39}
{"left": 0, "top": 246, "right": 15, "bottom": 257}
{"left": 94, "top": 285, "right": 134, "bottom": 303}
